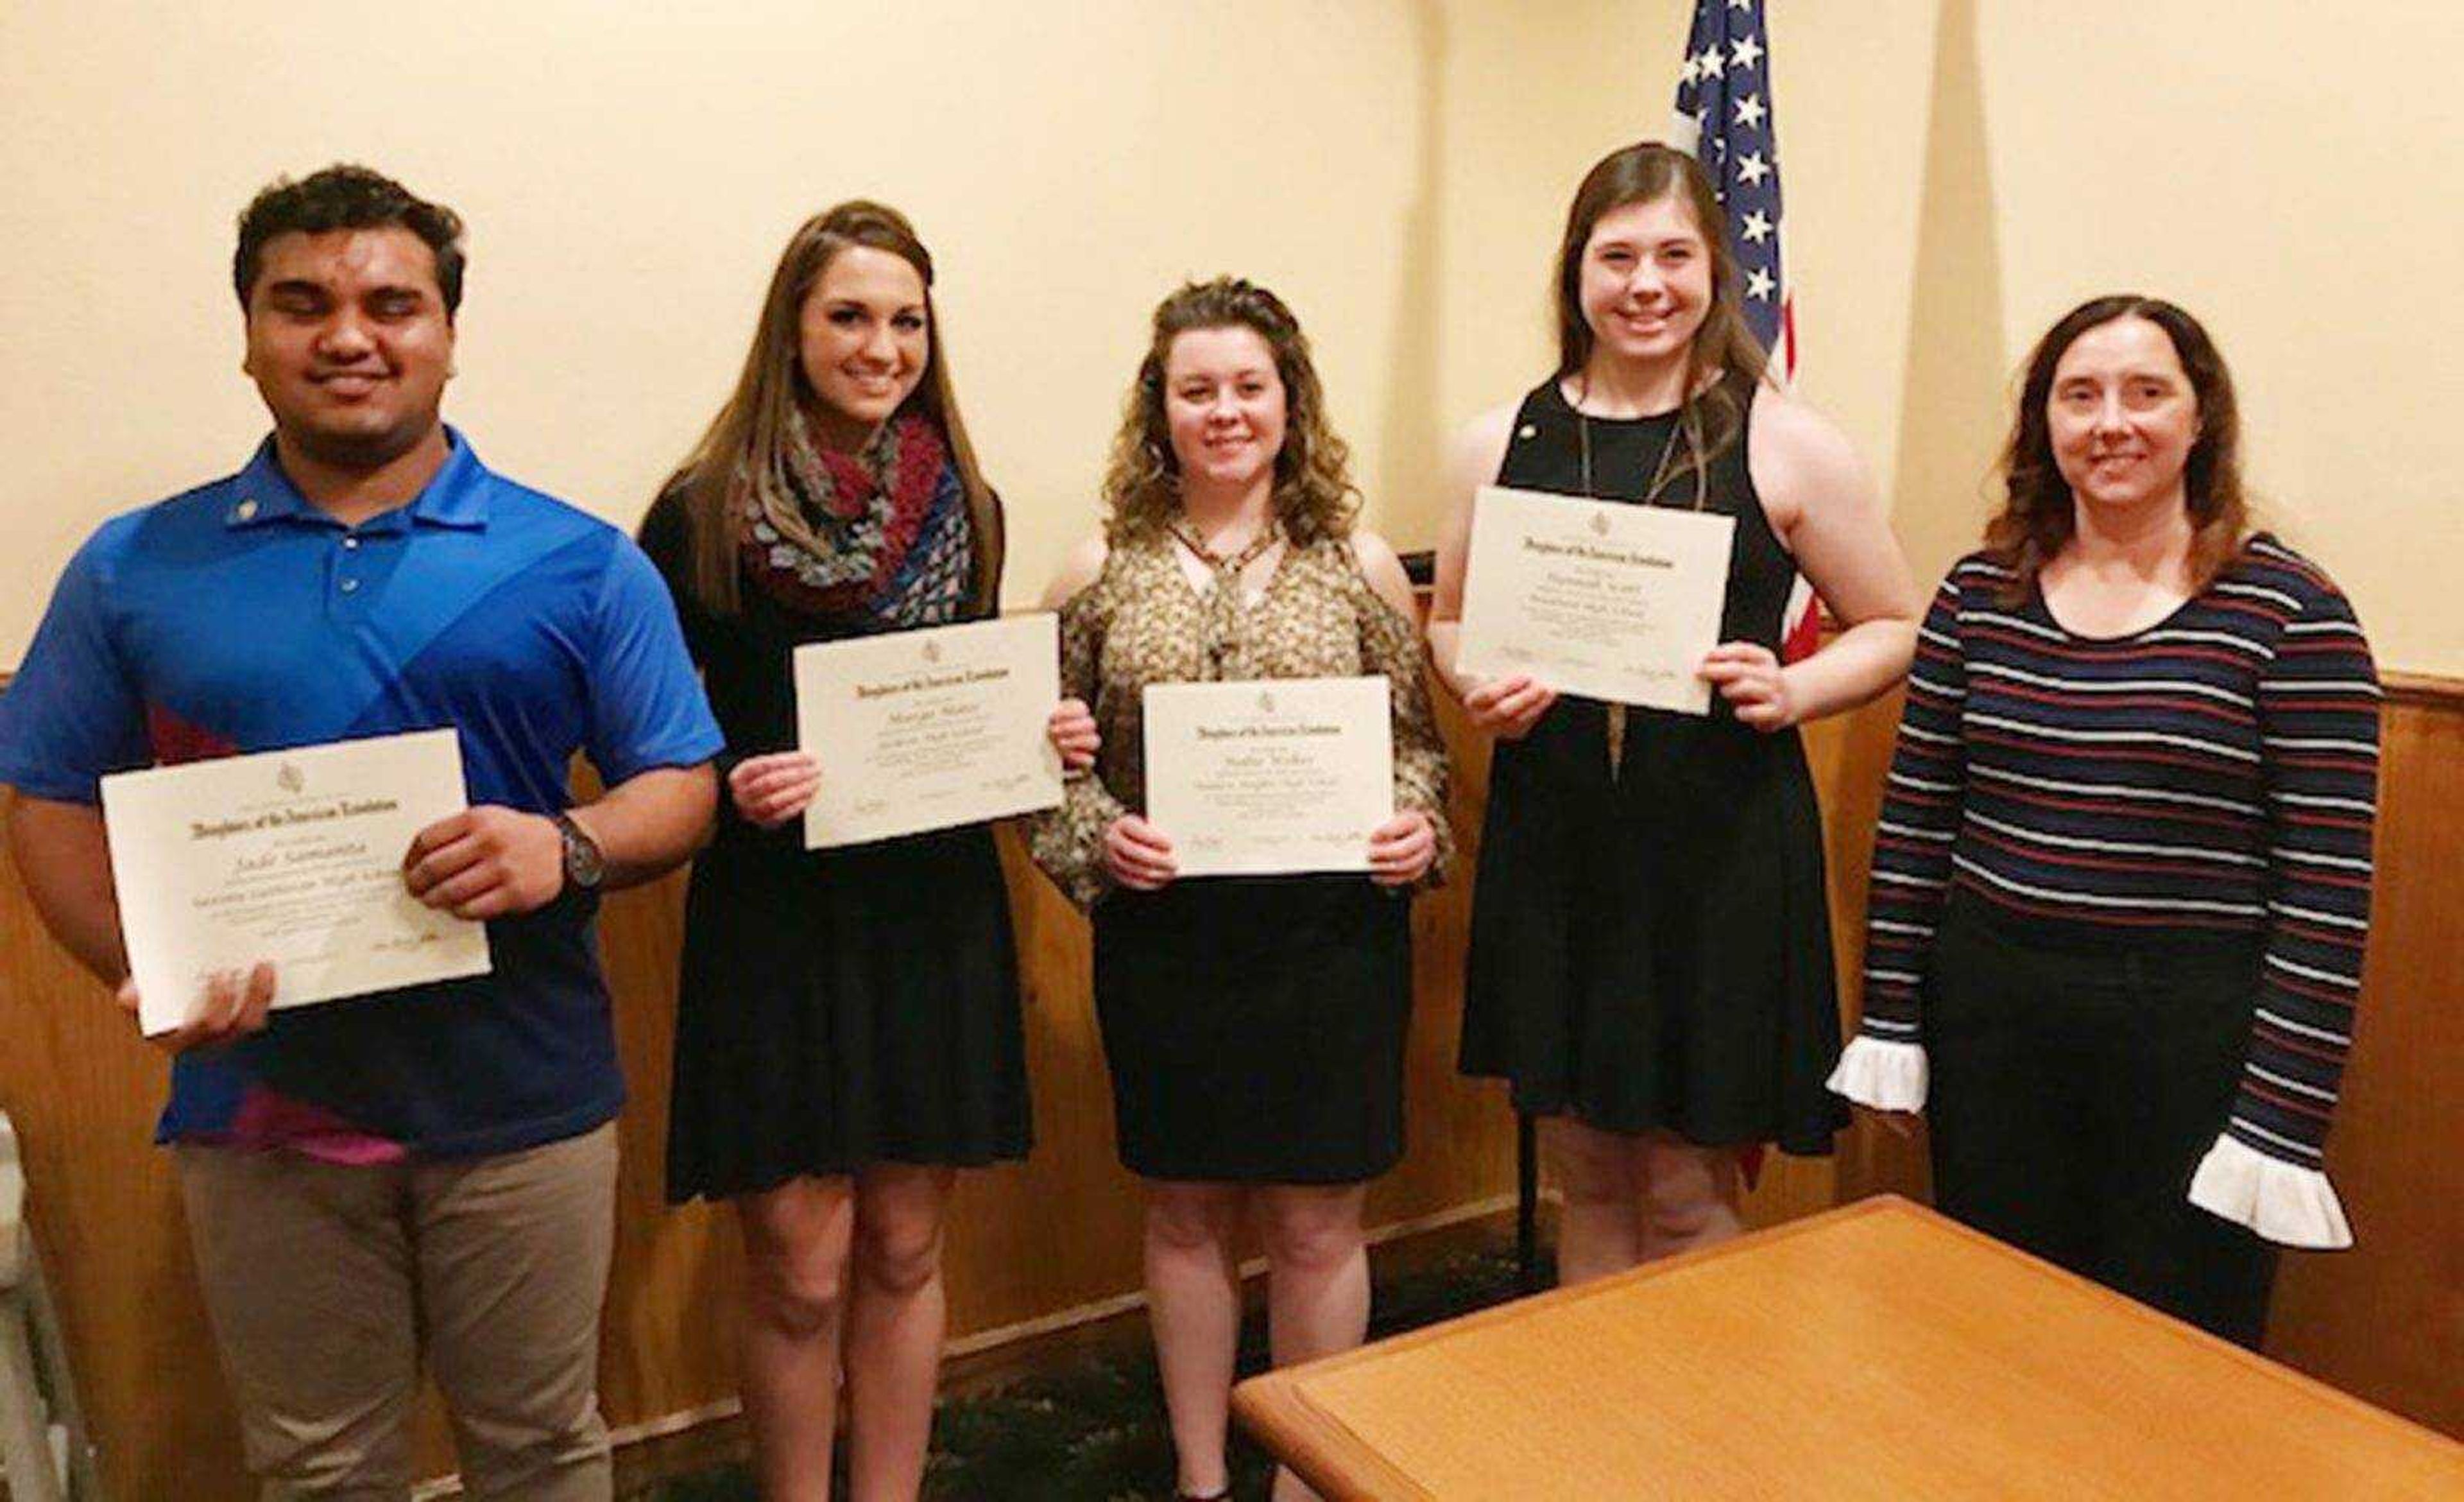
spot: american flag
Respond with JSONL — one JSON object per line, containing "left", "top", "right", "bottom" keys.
{"left": 1670, "top": 0, "right": 1818, "bottom": 659}
{"left": 1670, "top": 0, "right": 1793, "bottom": 381}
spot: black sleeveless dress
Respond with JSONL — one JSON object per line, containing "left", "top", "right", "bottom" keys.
{"left": 1457, "top": 376, "right": 1847, "bottom": 1155}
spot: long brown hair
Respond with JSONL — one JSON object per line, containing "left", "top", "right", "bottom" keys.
{"left": 1098, "top": 277, "right": 1360, "bottom": 548}
{"left": 658, "top": 201, "right": 999, "bottom": 616}
{"left": 1984, "top": 295, "right": 2248, "bottom": 602}
{"left": 1553, "top": 141, "right": 1770, "bottom": 504}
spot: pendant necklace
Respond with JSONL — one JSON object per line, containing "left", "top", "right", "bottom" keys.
{"left": 1572, "top": 374, "right": 1695, "bottom": 776}
{"left": 1168, "top": 515, "right": 1283, "bottom": 678}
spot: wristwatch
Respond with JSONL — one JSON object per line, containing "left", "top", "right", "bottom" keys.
{"left": 551, "top": 811, "right": 606, "bottom": 894}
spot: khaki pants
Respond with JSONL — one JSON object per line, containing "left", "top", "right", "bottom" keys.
{"left": 176, "top": 1123, "right": 619, "bottom": 1501}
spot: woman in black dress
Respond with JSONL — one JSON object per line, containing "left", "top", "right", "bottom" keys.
{"left": 639, "top": 201, "right": 1093, "bottom": 1501}
{"left": 1032, "top": 279, "right": 1450, "bottom": 1502}
{"left": 1426, "top": 142, "right": 1919, "bottom": 1284}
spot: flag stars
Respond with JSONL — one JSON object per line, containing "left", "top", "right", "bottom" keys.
{"left": 1695, "top": 46, "right": 1725, "bottom": 79}
{"left": 1736, "top": 151, "right": 1771, "bottom": 186}
{"left": 1734, "top": 93, "right": 1767, "bottom": 129}
{"left": 1747, "top": 266, "right": 1777, "bottom": 300}
{"left": 1740, "top": 209, "right": 1774, "bottom": 244}
{"left": 1731, "top": 37, "right": 1765, "bottom": 70}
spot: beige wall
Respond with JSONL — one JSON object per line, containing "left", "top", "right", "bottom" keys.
{"left": 2, "top": 0, "right": 2457, "bottom": 671}
{"left": 1771, "top": 0, "right": 2464, "bottom": 673}
{"left": 0, "top": 0, "right": 1689, "bottom": 660}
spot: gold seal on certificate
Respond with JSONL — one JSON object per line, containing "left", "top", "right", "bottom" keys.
{"left": 793, "top": 614, "right": 1065, "bottom": 850}
{"left": 1455, "top": 485, "right": 1736, "bottom": 714}
{"left": 99, "top": 728, "right": 492, "bottom": 1036}
{"left": 1142, "top": 676, "right": 1394, "bottom": 877}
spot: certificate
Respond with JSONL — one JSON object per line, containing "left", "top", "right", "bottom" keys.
{"left": 1455, "top": 485, "right": 1736, "bottom": 714}
{"left": 794, "top": 614, "right": 1064, "bottom": 850}
{"left": 100, "top": 728, "right": 492, "bottom": 1036}
{"left": 1142, "top": 676, "right": 1393, "bottom": 877}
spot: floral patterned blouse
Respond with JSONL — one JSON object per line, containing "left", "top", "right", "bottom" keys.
{"left": 1030, "top": 530, "right": 1454, "bottom": 909}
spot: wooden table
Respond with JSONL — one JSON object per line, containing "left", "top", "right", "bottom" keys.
{"left": 1232, "top": 1196, "right": 2464, "bottom": 1499}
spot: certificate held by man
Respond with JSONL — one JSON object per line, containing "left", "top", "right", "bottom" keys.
{"left": 1143, "top": 676, "right": 1394, "bottom": 877}
{"left": 1455, "top": 485, "right": 1736, "bottom": 714}
{"left": 793, "top": 613, "right": 1065, "bottom": 850}
{"left": 100, "top": 728, "right": 492, "bottom": 1036}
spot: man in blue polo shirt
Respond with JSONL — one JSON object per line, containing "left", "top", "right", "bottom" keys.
{"left": 0, "top": 165, "right": 721, "bottom": 1499}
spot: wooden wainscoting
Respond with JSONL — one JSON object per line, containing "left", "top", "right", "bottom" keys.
{"left": 2263, "top": 675, "right": 2464, "bottom": 1437}
{"left": 1801, "top": 671, "right": 2464, "bottom": 1438}
{"left": 1, "top": 672, "right": 2456, "bottom": 1497}
{"left": 0, "top": 688, "right": 1525, "bottom": 1499}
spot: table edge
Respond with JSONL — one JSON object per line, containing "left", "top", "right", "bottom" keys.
{"left": 1235, "top": 1193, "right": 2464, "bottom": 1470}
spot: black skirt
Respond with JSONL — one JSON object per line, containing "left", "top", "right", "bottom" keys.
{"left": 1459, "top": 702, "right": 1846, "bottom": 1155}
{"left": 663, "top": 822, "right": 1031, "bottom": 1202}
{"left": 1093, "top": 875, "right": 1411, "bottom": 1184}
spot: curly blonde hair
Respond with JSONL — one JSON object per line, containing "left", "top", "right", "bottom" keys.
{"left": 1099, "top": 277, "right": 1360, "bottom": 546}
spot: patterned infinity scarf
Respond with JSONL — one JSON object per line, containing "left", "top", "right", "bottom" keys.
{"left": 740, "top": 406, "right": 974, "bottom": 628}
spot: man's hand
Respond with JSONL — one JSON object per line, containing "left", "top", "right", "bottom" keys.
{"left": 402, "top": 806, "right": 565, "bottom": 920}
{"left": 123, "top": 962, "right": 278, "bottom": 1054}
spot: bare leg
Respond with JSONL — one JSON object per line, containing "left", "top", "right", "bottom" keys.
{"left": 844, "top": 1165, "right": 956, "bottom": 1502}
{"left": 1634, "top": 1134, "right": 1743, "bottom": 1262}
{"left": 1143, "top": 1181, "right": 1246, "bottom": 1499}
{"left": 1258, "top": 1183, "right": 1373, "bottom": 1502}
{"left": 1546, "top": 1118, "right": 1644, "bottom": 1285}
{"left": 735, "top": 1177, "right": 857, "bottom": 1502}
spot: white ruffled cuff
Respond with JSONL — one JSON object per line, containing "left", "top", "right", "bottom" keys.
{"left": 2187, "top": 1134, "right": 2352, "bottom": 1250}
{"left": 1825, "top": 1037, "right": 1929, "bottom": 1112}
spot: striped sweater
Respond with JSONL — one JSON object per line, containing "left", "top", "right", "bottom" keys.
{"left": 1856, "top": 535, "right": 2381, "bottom": 1171}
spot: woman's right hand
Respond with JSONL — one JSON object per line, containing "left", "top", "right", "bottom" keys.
{"left": 1102, "top": 814, "right": 1177, "bottom": 891}
{"left": 1460, "top": 674, "right": 1557, "bottom": 741}
{"left": 729, "top": 752, "right": 823, "bottom": 829}
{"left": 1048, "top": 698, "right": 1100, "bottom": 771}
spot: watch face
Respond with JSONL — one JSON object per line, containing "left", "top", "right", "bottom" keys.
{"left": 561, "top": 818, "right": 606, "bottom": 887}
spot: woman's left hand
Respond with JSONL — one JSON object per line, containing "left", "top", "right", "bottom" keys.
{"left": 1366, "top": 811, "right": 1437, "bottom": 888}
{"left": 1047, "top": 698, "right": 1100, "bottom": 770}
{"left": 1698, "top": 642, "right": 1799, "bottom": 732}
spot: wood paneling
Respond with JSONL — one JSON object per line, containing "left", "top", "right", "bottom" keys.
{"left": 0, "top": 702, "right": 1519, "bottom": 1499}
{"left": 1801, "top": 675, "right": 2464, "bottom": 1438}
{"left": 2266, "top": 684, "right": 2464, "bottom": 1436}
{"left": 1, "top": 675, "right": 2456, "bottom": 1496}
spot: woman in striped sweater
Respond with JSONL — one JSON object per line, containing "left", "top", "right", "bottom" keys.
{"left": 1828, "top": 295, "right": 2379, "bottom": 1346}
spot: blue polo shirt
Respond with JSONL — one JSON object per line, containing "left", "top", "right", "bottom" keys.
{"left": 0, "top": 431, "right": 723, "bottom": 1159}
